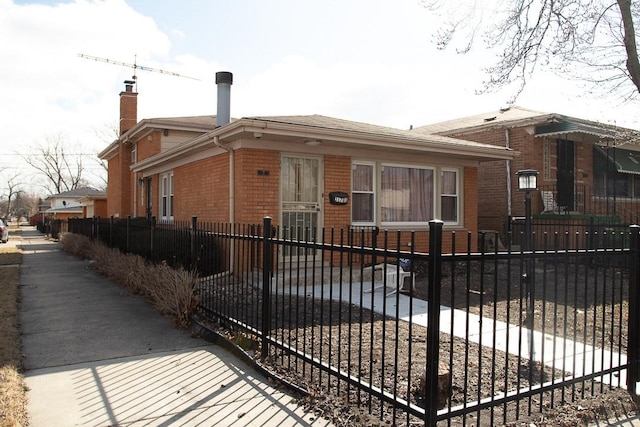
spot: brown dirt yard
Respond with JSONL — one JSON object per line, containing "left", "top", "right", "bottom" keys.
{"left": 202, "top": 256, "right": 640, "bottom": 426}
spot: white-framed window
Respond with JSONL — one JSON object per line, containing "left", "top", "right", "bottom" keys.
{"left": 351, "top": 162, "right": 461, "bottom": 226}
{"left": 160, "top": 171, "right": 174, "bottom": 221}
{"left": 441, "top": 169, "right": 459, "bottom": 223}
{"left": 351, "top": 162, "right": 375, "bottom": 224}
{"left": 131, "top": 143, "right": 137, "bottom": 165}
{"left": 381, "top": 164, "right": 434, "bottom": 225}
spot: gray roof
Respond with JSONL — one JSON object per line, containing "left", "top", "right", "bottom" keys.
{"left": 47, "top": 187, "right": 105, "bottom": 199}
{"left": 244, "top": 114, "right": 510, "bottom": 151}
{"left": 246, "top": 114, "right": 405, "bottom": 135}
{"left": 413, "top": 107, "right": 557, "bottom": 135}
{"left": 412, "top": 106, "right": 640, "bottom": 146}
{"left": 141, "top": 115, "right": 221, "bottom": 128}
{"left": 46, "top": 205, "right": 83, "bottom": 214}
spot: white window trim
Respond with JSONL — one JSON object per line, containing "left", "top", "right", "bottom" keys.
{"left": 351, "top": 161, "right": 463, "bottom": 227}
{"left": 159, "top": 171, "right": 174, "bottom": 222}
{"left": 440, "top": 167, "right": 461, "bottom": 225}
{"left": 351, "top": 161, "right": 376, "bottom": 226}
{"left": 379, "top": 163, "right": 436, "bottom": 227}
{"left": 131, "top": 143, "right": 137, "bottom": 165}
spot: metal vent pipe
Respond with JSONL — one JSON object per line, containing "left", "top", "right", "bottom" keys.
{"left": 215, "top": 71, "right": 233, "bottom": 127}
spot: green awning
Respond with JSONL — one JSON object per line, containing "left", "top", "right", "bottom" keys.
{"left": 535, "top": 121, "right": 611, "bottom": 137}
{"left": 594, "top": 145, "right": 640, "bottom": 175}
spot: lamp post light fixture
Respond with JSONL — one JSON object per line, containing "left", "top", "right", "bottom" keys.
{"left": 517, "top": 169, "right": 538, "bottom": 251}
{"left": 517, "top": 169, "right": 538, "bottom": 193}
{"left": 516, "top": 169, "right": 539, "bottom": 375}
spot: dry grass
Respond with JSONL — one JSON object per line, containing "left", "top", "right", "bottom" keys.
{"left": 0, "top": 247, "right": 28, "bottom": 427}
{"left": 59, "top": 233, "right": 199, "bottom": 328}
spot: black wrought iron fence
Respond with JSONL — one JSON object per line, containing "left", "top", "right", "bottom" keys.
{"left": 48, "top": 219, "right": 67, "bottom": 239}
{"left": 68, "top": 216, "right": 224, "bottom": 276}
{"left": 65, "top": 217, "right": 640, "bottom": 426}
{"left": 510, "top": 215, "right": 629, "bottom": 251}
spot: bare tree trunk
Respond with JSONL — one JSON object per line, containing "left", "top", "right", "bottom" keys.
{"left": 618, "top": 0, "right": 640, "bottom": 95}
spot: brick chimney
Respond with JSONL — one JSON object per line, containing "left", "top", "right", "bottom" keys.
{"left": 119, "top": 80, "right": 138, "bottom": 135}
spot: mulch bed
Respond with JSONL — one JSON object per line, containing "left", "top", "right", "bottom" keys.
{"left": 196, "top": 257, "right": 639, "bottom": 426}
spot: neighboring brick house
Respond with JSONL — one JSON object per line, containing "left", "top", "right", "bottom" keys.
{"left": 414, "top": 107, "right": 640, "bottom": 239}
{"left": 78, "top": 193, "right": 107, "bottom": 218}
{"left": 99, "top": 73, "right": 515, "bottom": 253}
{"left": 45, "top": 187, "right": 106, "bottom": 221}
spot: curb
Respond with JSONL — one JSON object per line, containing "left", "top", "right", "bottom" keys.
{"left": 191, "top": 314, "right": 311, "bottom": 398}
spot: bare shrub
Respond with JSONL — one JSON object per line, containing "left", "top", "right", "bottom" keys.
{"left": 60, "top": 232, "right": 92, "bottom": 259}
{"left": 60, "top": 234, "right": 199, "bottom": 328}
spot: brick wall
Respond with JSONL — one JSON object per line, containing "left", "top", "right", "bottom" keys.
{"left": 323, "top": 155, "right": 351, "bottom": 230}
{"left": 106, "top": 154, "right": 120, "bottom": 217}
{"left": 233, "top": 149, "right": 280, "bottom": 223}
{"left": 133, "top": 173, "right": 142, "bottom": 217}
{"left": 93, "top": 199, "right": 107, "bottom": 218}
{"left": 110, "top": 83, "right": 137, "bottom": 217}
{"left": 173, "top": 154, "right": 231, "bottom": 222}
{"left": 119, "top": 142, "right": 132, "bottom": 217}
{"left": 119, "top": 88, "right": 137, "bottom": 136}
{"left": 463, "top": 166, "right": 478, "bottom": 236}
{"left": 447, "top": 127, "right": 599, "bottom": 238}
{"left": 104, "top": 144, "right": 133, "bottom": 219}
{"left": 450, "top": 128, "right": 537, "bottom": 233}
{"left": 137, "top": 131, "right": 161, "bottom": 161}
{"left": 114, "top": 144, "right": 483, "bottom": 255}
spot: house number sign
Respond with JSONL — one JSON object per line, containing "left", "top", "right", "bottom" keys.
{"left": 329, "top": 191, "right": 349, "bottom": 205}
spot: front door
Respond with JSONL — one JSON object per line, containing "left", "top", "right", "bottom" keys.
{"left": 280, "top": 155, "right": 322, "bottom": 257}
{"left": 557, "top": 139, "right": 575, "bottom": 211}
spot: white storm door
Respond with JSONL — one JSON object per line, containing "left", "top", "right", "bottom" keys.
{"left": 280, "top": 155, "right": 321, "bottom": 257}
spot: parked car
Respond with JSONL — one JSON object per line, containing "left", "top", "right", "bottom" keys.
{"left": 0, "top": 220, "right": 8, "bottom": 243}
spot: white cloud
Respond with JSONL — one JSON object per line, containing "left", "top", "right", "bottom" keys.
{"left": 1, "top": 0, "right": 639, "bottom": 195}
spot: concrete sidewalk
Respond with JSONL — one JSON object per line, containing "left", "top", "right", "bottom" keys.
{"left": 16, "top": 228, "right": 332, "bottom": 427}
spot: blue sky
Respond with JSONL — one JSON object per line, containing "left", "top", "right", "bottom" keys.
{"left": 2, "top": 0, "right": 639, "bottom": 193}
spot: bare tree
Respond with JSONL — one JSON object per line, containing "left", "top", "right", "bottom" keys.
{"left": 423, "top": 0, "right": 640, "bottom": 103}
{"left": 3, "top": 191, "right": 39, "bottom": 222}
{"left": 94, "top": 120, "right": 119, "bottom": 143}
{"left": 25, "top": 134, "right": 86, "bottom": 194}
{"left": 0, "top": 172, "right": 25, "bottom": 220}
{"left": 91, "top": 121, "right": 119, "bottom": 190}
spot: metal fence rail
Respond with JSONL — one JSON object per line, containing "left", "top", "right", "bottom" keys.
{"left": 66, "top": 217, "right": 638, "bottom": 426}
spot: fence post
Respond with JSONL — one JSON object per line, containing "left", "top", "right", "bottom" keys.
{"left": 425, "top": 219, "right": 444, "bottom": 426}
{"left": 628, "top": 225, "right": 640, "bottom": 400}
{"left": 149, "top": 217, "right": 155, "bottom": 254}
{"left": 109, "top": 216, "right": 114, "bottom": 247}
{"left": 191, "top": 216, "right": 198, "bottom": 271}
{"left": 261, "top": 216, "right": 273, "bottom": 360}
{"left": 126, "top": 216, "right": 131, "bottom": 252}
{"left": 92, "top": 216, "right": 98, "bottom": 240}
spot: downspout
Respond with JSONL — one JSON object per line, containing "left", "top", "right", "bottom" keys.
{"left": 214, "top": 135, "right": 235, "bottom": 275}
{"left": 213, "top": 135, "right": 235, "bottom": 223}
{"left": 505, "top": 129, "right": 512, "bottom": 220}
{"left": 133, "top": 173, "right": 137, "bottom": 217}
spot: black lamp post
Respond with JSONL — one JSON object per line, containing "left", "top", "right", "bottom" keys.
{"left": 517, "top": 170, "right": 539, "bottom": 250}
{"left": 517, "top": 169, "right": 538, "bottom": 370}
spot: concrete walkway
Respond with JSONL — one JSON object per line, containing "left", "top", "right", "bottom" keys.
{"left": 16, "top": 228, "right": 332, "bottom": 427}
{"left": 14, "top": 226, "right": 639, "bottom": 426}
{"left": 291, "top": 273, "right": 629, "bottom": 388}
{"left": 278, "top": 269, "right": 640, "bottom": 426}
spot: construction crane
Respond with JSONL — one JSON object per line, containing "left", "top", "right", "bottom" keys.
{"left": 77, "top": 53, "right": 200, "bottom": 85}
